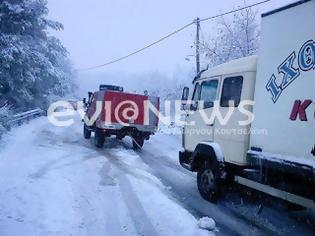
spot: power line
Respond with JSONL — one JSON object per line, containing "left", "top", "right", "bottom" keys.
{"left": 199, "top": 0, "right": 271, "bottom": 22}
{"left": 78, "top": 0, "right": 271, "bottom": 71}
{"left": 78, "top": 22, "right": 194, "bottom": 71}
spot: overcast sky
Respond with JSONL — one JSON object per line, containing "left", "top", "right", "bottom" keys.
{"left": 47, "top": 0, "right": 295, "bottom": 94}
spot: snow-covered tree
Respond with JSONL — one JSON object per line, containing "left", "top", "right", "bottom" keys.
{"left": 0, "top": 0, "right": 74, "bottom": 111}
{"left": 0, "top": 100, "right": 11, "bottom": 137}
{"left": 200, "top": 6, "right": 260, "bottom": 67}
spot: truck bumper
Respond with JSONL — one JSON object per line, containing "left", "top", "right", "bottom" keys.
{"left": 97, "top": 121, "right": 157, "bottom": 133}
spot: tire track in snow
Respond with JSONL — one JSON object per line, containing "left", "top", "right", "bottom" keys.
{"left": 118, "top": 173, "right": 159, "bottom": 236}
{"left": 138, "top": 146, "right": 279, "bottom": 236}
{"left": 93, "top": 141, "right": 206, "bottom": 236}
{"left": 85, "top": 138, "right": 237, "bottom": 235}
{"left": 93, "top": 146, "right": 161, "bottom": 236}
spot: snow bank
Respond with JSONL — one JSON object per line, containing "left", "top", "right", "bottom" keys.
{"left": 198, "top": 217, "right": 216, "bottom": 231}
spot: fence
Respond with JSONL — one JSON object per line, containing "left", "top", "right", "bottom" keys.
{"left": 6, "top": 108, "right": 43, "bottom": 128}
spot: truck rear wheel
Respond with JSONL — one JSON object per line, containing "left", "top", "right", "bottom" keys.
{"left": 83, "top": 124, "right": 91, "bottom": 139}
{"left": 94, "top": 128, "right": 105, "bottom": 148}
{"left": 197, "top": 162, "right": 221, "bottom": 202}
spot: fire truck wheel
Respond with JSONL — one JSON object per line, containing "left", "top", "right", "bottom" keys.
{"left": 94, "top": 128, "right": 105, "bottom": 148}
{"left": 197, "top": 161, "right": 221, "bottom": 202}
{"left": 132, "top": 137, "right": 144, "bottom": 150}
{"left": 83, "top": 125, "right": 91, "bottom": 139}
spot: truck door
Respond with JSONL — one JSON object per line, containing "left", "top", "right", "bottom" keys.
{"left": 184, "top": 78, "right": 220, "bottom": 152}
{"left": 213, "top": 75, "right": 250, "bottom": 165}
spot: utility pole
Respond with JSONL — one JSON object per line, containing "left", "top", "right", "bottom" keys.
{"left": 195, "top": 17, "right": 201, "bottom": 74}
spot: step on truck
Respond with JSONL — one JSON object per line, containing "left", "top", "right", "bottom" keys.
{"left": 83, "top": 85, "right": 159, "bottom": 149}
{"left": 179, "top": 0, "right": 315, "bottom": 209}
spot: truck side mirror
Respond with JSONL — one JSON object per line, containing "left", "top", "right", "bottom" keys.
{"left": 181, "top": 87, "right": 190, "bottom": 111}
{"left": 181, "top": 87, "right": 189, "bottom": 102}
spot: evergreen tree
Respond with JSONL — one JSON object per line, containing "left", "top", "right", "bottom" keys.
{"left": 0, "top": 0, "right": 73, "bottom": 110}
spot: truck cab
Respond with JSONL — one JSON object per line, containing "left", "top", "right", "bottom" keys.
{"left": 182, "top": 56, "right": 257, "bottom": 166}
{"left": 179, "top": 56, "right": 259, "bottom": 202}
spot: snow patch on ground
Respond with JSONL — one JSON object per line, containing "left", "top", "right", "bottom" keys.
{"left": 127, "top": 175, "right": 210, "bottom": 236}
{"left": 198, "top": 217, "right": 216, "bottom": 231}
{"left": 0, "top": 116, "right": 213, "bottom": 236}
{"left": 108, "top": 147, "right": 212, "bottom": 235}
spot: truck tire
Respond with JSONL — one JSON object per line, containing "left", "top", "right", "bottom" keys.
{"left": 132, "top": 137, "right": 144, "bottom": 150}
{"left": 94, "top": 128, "right": 105, "bottom": 148}
{"left": 83, "top": 124, "right": 91, "bottom": 139}
{"left": 197, "top": 160, "right": 221, "bottom": 202}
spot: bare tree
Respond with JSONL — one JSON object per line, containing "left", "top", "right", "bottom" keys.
{"left": 200, "top": 6, "right": 260, "bottom": 67}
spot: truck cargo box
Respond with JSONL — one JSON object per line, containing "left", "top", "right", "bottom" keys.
{"left": 100, "top": 90, "right": 159, "bottom": 131}
{"left": 250, "top": 0, "right": 315, "bottom": 167}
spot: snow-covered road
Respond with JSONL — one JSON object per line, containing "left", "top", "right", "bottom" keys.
{"left": 0, "top": 117, "right": 314, "bottom": 236}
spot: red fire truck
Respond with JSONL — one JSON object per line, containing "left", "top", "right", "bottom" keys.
{"left": 83, "top": 85, "right": 159, "bottom": 149}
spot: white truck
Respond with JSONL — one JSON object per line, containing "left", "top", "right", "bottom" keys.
{"left": 179, "top": 0, "right": 315, "bottom": 209}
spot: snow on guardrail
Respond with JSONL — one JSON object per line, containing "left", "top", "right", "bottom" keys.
{"left": 6, "top": 108, "right": 43, "bottom": 128}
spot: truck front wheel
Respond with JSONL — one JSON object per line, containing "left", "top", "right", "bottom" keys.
{"left": 197, "top": 162, "right": 221, "bottom": 202}
{"left": 94, "top": 128, "right": 105, "bottom": 148}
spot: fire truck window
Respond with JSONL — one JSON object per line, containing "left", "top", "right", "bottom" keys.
{"left": 200, "top": 80, "right": 218, "bottom": 109}
{"left": 221, "top": 76, "right": 243, "bottom": 107}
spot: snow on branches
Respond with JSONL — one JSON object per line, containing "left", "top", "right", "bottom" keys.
{"left": 200, "top": 6, "right": 260, "bottom": 68}
{"left": 0, "top": 100, "right": 11, "bottom": 137}
{"left": 0, "top": 0, "right": 74, "bottom": 111}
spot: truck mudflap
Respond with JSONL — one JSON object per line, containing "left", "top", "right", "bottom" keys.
{"left": 247, "top": 151, "right": 315, "bottom": 181}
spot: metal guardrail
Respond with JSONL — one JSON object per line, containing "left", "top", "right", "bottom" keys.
{"left": 6, "top": 108, "right": 43, "bottom": 128}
